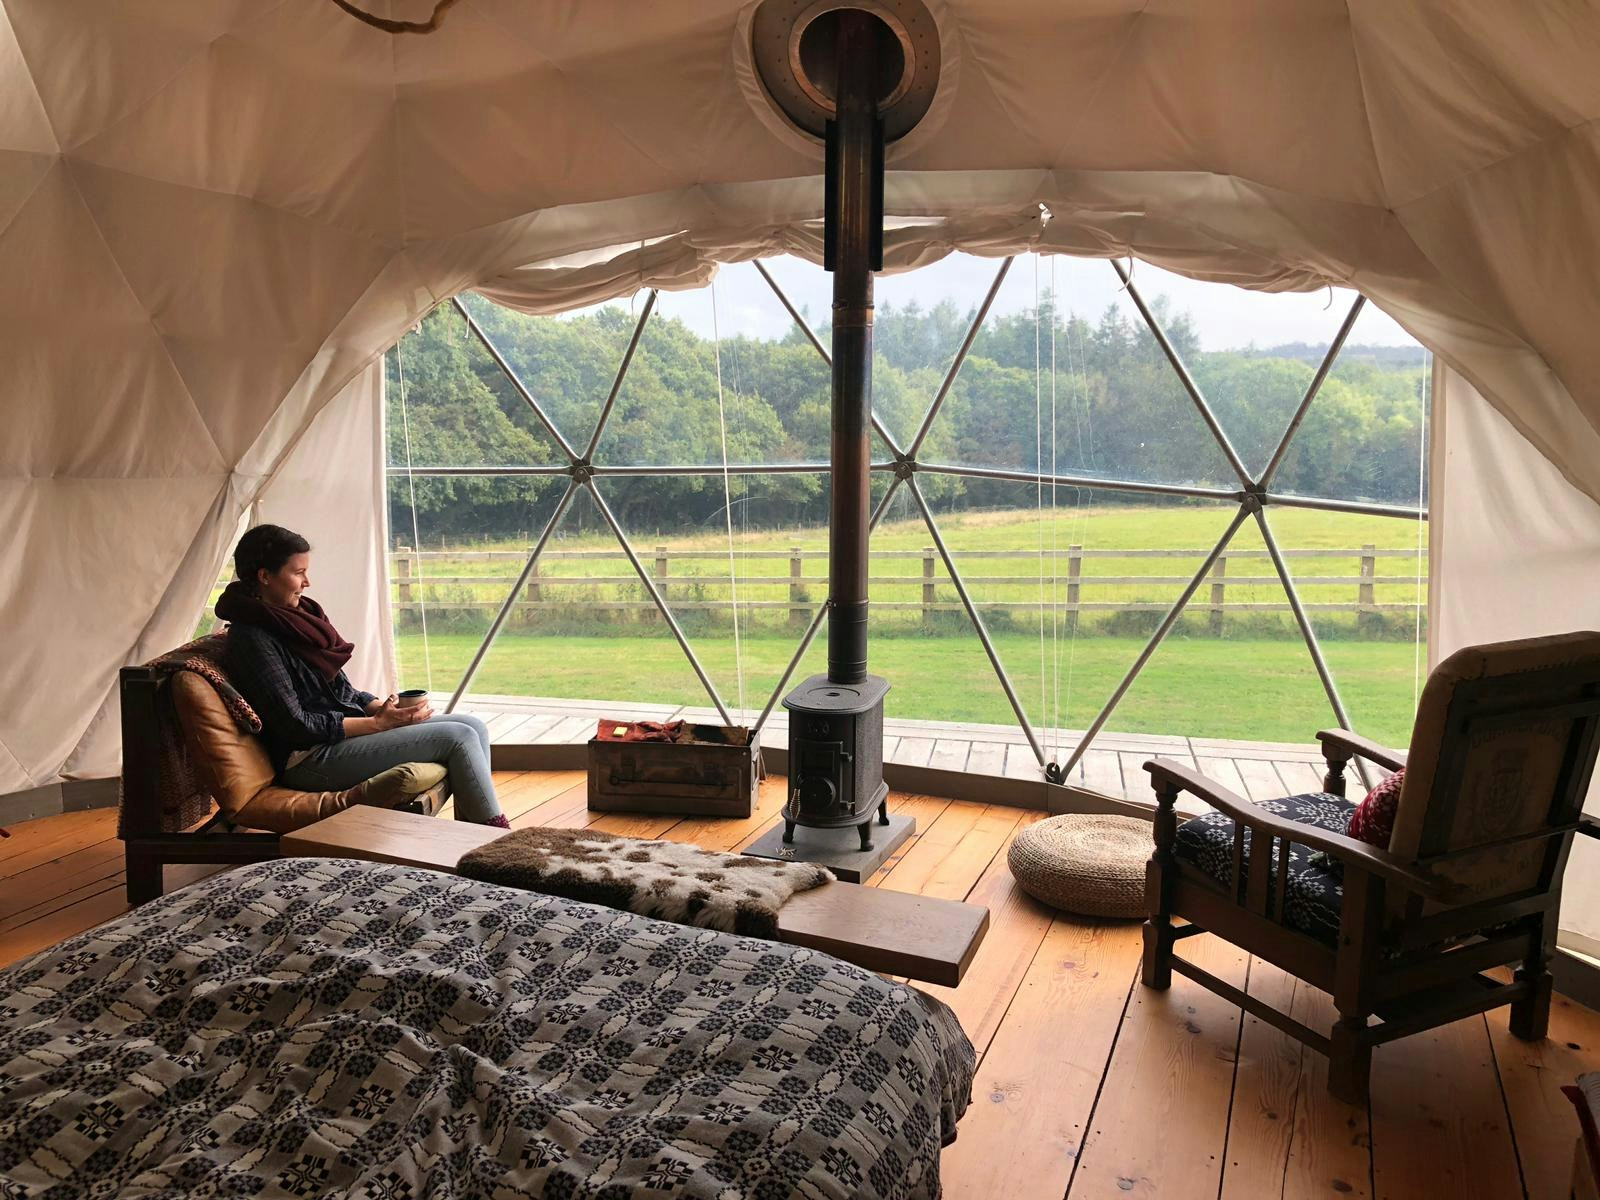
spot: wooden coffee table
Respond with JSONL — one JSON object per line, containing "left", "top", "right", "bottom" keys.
{"left": 282, "top": 806, "right": 990, "bottom": 987}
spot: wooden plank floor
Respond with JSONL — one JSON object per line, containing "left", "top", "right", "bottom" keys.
{"left": 3, "top": 774, "right": 1597, "bottom": 1199}
{"left": 462, "top": 692, "right": 1341, "bottom": 808}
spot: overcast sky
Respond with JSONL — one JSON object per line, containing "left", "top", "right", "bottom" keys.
{"left": 583, "top": 252, "right": 1421, "bottom": 357}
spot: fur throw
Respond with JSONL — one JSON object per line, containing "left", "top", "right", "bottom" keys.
{"left": 458, "top": 827, "right": 832, "bottom": 938}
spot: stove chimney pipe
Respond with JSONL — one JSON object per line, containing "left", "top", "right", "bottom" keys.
{"left": 823, "top": 11, "right": 883, "bottom": 685}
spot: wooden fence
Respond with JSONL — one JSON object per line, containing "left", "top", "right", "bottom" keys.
{"left": 392, "top": 545, "right": 1425, "bottom": 630}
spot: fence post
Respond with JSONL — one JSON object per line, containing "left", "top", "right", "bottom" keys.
{"left": 1066, "top": 545, "right": 1082, "bottom": 634}
{"left": 922, "top": 547, "right": 937, "bottom": 628}
{"left": 654, "top": 546, "right": 669, "bottom": 627}
{"left": 1359, "top": 543, "right": 1377, "bottom": 634}
{"left": 1209, "top": 552, "right": 1228, "bottom": 637}
{"left": 396, "top": 549, "right": 413, "bottom": 623}
{"left": 790, "top": 547, "right": 806, "bottom": 629}
{"left": 522, "top": 550, "right": 541, "bottom": 626}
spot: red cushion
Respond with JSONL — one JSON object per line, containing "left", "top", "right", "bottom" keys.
{"left": 1346, "top": 767, "right": 1404, "bottom": 848}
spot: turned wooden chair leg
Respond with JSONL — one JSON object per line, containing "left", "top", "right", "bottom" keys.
{"left": 1327, "top": 1016, "right": 1372, "bottom": 1105}
{"left": 1141, "top": 912, "right": 1174, "bottom": 990}
{"left": 125, "top": 846, "right": 163, "bottom": 905}
{"left": 1141, "top": 777, "right": 1180, "bottom": 991}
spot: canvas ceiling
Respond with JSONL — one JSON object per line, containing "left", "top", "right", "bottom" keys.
{"left": 3, "top": 0, "right": 1600, "bottom": 794}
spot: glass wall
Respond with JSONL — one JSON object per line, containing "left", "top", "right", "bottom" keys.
{"left": 382, "top": 251, "right": 1430, "bottom": 781}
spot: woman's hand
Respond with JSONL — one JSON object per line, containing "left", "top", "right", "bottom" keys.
{"left": 371, "top": 696, "right": 434, "bottom": 730}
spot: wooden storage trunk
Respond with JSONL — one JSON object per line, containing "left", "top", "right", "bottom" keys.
{"left": 587, "top": 724, "right": 760, "bottom": 817}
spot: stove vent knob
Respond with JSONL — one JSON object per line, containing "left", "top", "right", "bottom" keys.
{"left": 797, "top": 774, "right": 835, "bottom": 813}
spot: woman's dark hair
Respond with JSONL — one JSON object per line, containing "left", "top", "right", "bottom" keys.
{"left": 233, "top": 524, "right": 311, "bottom": 585}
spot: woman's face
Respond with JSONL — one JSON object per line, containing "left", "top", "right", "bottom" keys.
{"left": 257, "top": 552, "right": 311, "bottom": 607}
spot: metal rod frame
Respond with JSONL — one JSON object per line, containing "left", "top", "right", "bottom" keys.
{"left": 452, "top": 296, "right": 580, "bottom": 462}
{"left": 1057, "top": 504, "right": 1255, "bottom": 778}
{"left": 414, "top": 250, "right": 1426, "bottom": 784}
{"left": 1258, "top": 295, "right": 1365, "bottom": 489}
{"left": 1111, "top": 257, "right": 1252, "bottom": 489}
{"left": 445, "top": 480, "right": 579, "bottom": 713}
{"left": 907, "top": 257, "right": 1013, "bottom": 459}
{"left": 585, "top": 478, "right": 735, "bottom": 724}
{"left": 582, "top": 289, "right": 657, "bottom": 462}
{"left": 754, "top": 260, "right": 909, "bottom": 487}
{"left": 908, "top": 474, "right": 1047, "bottom": 765}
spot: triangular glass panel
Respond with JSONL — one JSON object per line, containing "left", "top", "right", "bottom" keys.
{"left": 453, "top": 289, "right": 642, "bottom": 458}
{"left": 871, "top": 252, "right": 1008, "bottom": 452}
{"left": 1164, "top": 277, "right": 1367, "bottom": 481}
{"left": 1263, "top": 506, "right": 1430, "bottom": 751}
{"left": 431, "top": 484, "right": 718, "bottom": 724}
{"left": 1270, "top": 307, "right": 1433, "bottom": 507}
{"left": 386, "top": 478, "right": 571, "bottom": 700}
{"left": 577, "top": 473, "right": 834, "bottom": 729}
{"left": 914, "top": 254, "right": 1245, "bottom": 489}
{"left": 388, "top": 301, "right": 570, "bottom": 470}
{"left": 592, "top": 265, "right": 844, "bottom": 468}
{"left": 1087, "top": 511, "right": 1344, "bottom": 806}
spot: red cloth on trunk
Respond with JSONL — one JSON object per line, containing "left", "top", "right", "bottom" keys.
{"left": 593, "top": 719, "right": 685, "bottom": 743}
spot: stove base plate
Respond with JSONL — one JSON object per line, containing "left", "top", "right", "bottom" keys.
{"left": 742, "top": 811, "right": 915, "bottom": 884}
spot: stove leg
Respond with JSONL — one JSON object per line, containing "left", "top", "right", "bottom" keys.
{"left": 877, "top": 799, "right": 889, "bottom": 826}
{"left": 857, "top": 820, "right": 874, "bottom": 852}
{"left": 782, "top": 820, "right": 796, "bottom": 844}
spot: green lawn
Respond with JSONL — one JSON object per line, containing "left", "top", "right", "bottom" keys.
{"left": 395, "top": 629, "right": 1424, "bottom": 747}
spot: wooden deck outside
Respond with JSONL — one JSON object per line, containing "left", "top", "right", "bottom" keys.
{"left": 460, "top": 690, "right": 1339, "bottom": 806}
{"left": 2, "top": 770, "right": 1597, "bottom": 1199}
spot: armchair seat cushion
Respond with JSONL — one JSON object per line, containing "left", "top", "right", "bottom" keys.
{"left": 1173, "top": 792, "right": 1357, "bottom": 947}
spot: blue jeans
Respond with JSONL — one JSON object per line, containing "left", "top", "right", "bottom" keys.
{"left": 279, "top": 713, "right": 502, "bottom": 823}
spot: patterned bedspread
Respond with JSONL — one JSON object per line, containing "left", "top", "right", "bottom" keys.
{"left": 0, "top": 859, "right": 974, "bottom": 1199}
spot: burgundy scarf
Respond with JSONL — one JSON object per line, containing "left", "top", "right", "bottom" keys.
{"left": 215, "top": 580, "right": 354, "bottom": 681}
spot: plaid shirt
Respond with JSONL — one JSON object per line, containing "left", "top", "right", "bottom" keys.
{"left": 223, "top": 624, "right": 378, "bottom": 772}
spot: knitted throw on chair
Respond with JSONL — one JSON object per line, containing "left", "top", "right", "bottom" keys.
{"left": 118, "top": 634, "right": 262, "bottom": 836}
{"left": 458, "top": 827, "right": 833, "bottom": 938}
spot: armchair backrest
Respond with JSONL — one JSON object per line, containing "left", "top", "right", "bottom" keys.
{"left": 1389, "top": 632, "right": 1600, "bottom": 908}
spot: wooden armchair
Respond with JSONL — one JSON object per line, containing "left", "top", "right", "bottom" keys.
{"left": 120, "top": 647, "right": 449, "bottom": 905}
{"left": 1141, "top": 631, "right": 1600, "bottom": 1103}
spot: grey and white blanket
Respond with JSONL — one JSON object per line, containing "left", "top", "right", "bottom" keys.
{"left": 0, "top": 858, "right": 974, "bottom": 1199}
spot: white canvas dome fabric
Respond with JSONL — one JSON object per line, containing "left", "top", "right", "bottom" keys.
{"left": 3, "top": 0, "right": 1600, "bottom": 797}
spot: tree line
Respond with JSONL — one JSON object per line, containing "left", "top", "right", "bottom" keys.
{"left": 386, "top": 289, "right": 1429, "bottom": 539}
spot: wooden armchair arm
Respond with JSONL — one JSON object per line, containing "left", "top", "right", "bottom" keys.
{"left": 1144, "top": 758, "right": 1462, "bottom": 904}
{"left": 1315, "top": 729, "right": 1406, "bottom": 797}
{"left": 1579, "top": 815, "right": 1600, "bottom": 840}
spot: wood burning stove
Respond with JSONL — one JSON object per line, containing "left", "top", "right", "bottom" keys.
{"left": 782, "top": 674, "right": 889, "bottom": 850}
{"left": 744, "top": 0, "right": 940, "bottom": 875}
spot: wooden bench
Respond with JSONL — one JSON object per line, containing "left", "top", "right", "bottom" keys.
{"left": 281, "top": 806, "right": 990, "bottom": 987}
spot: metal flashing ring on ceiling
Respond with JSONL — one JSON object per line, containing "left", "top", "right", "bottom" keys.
{"left": 750, "top": 0, "right": 942, "bottom": 144}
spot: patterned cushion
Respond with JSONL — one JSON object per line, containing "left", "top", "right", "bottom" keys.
{"left": 1347, "top": 767, "right": 1405, "bottom": 848}
{"left": 1173, "top": 792, "right": 1356, "bottom": 946}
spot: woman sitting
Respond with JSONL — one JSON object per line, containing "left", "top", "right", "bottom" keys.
{"left": 218, "top": 524, "right": 508, "bottom": 828}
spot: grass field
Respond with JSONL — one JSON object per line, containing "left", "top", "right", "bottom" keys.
{"left": 389, "top": 501, "right": 1429, "bottom": 746}
{"left": 394, "top": 630, "right": 1423, "bottom": 746}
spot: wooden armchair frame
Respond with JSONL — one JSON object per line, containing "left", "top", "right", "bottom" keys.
{"left": 120, "top": 665, "right": 280, "bottom": 904}
{"left": 120, "top": 664, "right": 448, "bottom": 905}
{"left": 1142, "top": 651, "right": 1600, "bottom": 1104}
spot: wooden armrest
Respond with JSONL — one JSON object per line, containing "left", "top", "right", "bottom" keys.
{"left": 1143, "top": 758, "right": 1462, "bottom": 904}
{"left": 1315, "top": 728, "right": 1407, "bottom": 773}
{"left": 1579, "top": 815, "right": 1600, "bottom": 840}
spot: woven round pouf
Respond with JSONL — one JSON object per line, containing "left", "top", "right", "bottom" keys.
{"left": 1007, "top": 814, "right": 1150, "bottom": 919}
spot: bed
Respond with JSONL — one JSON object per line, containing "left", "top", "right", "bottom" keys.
{"left": 0, "top": 858, "right": 974, "bottom": 1199}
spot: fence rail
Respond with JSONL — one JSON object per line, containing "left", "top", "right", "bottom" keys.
{"left": 391, "top": 544, "right": 1425, "bottom": 627}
